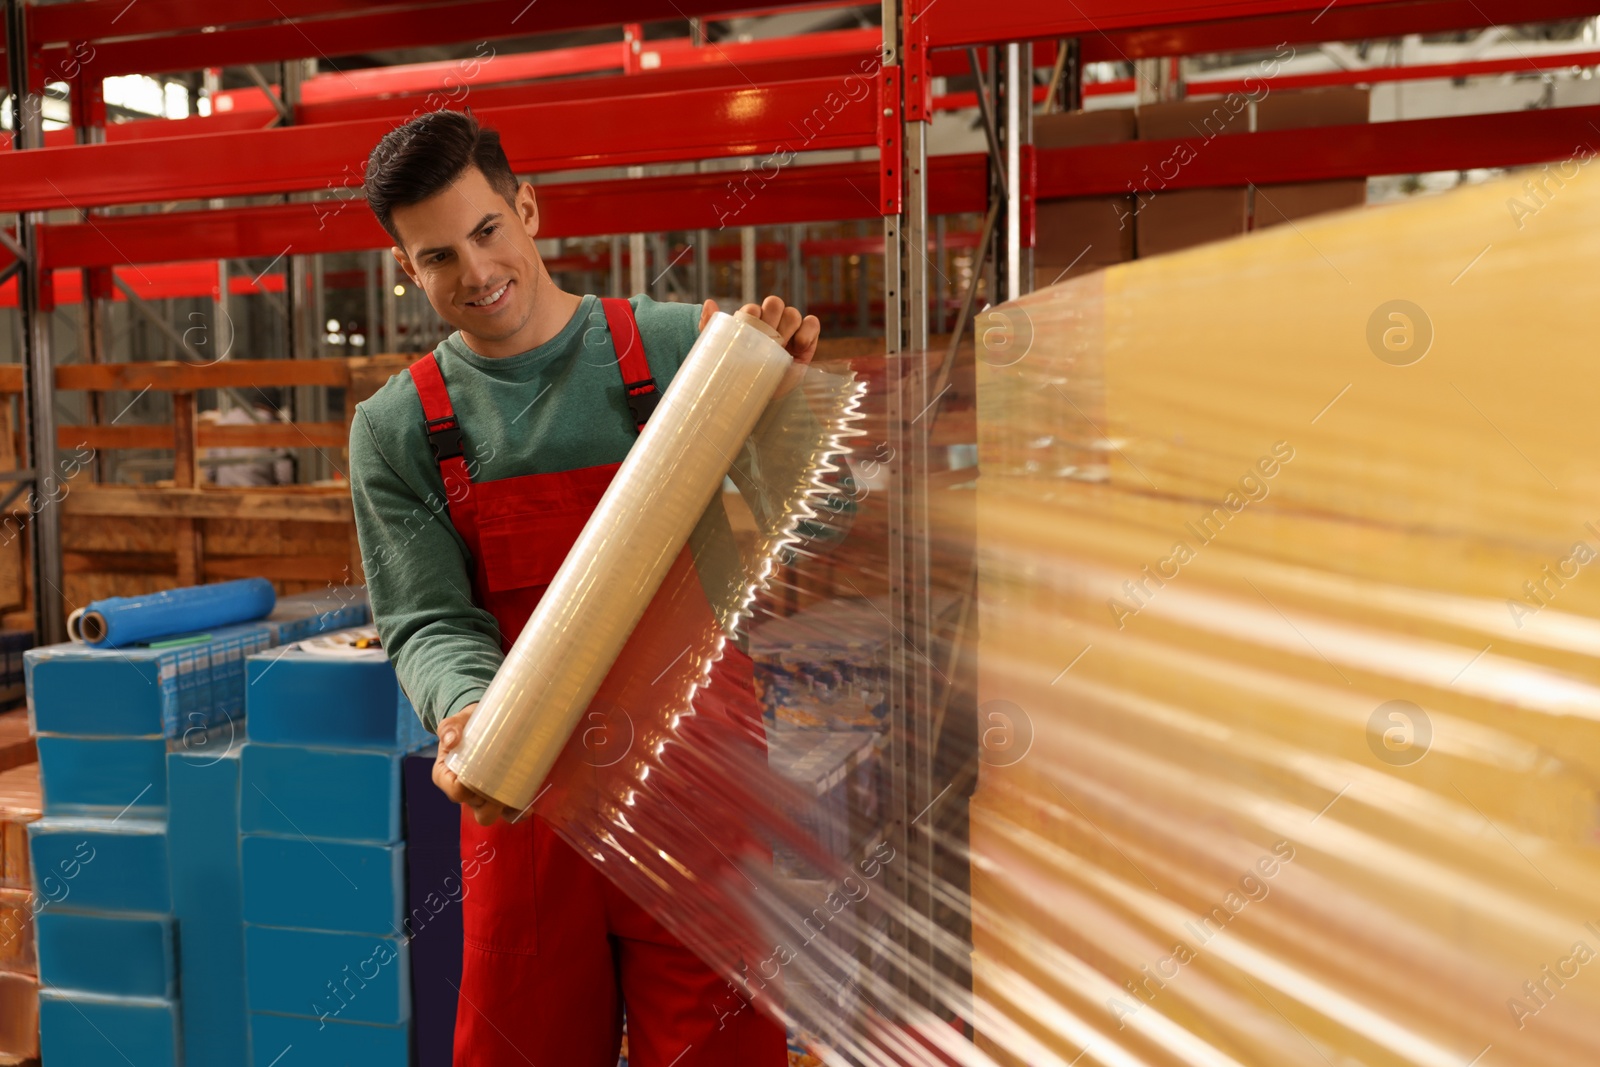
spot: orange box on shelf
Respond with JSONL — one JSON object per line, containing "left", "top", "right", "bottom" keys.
{"left": 0, "top": 763, "right": 41, "bottom": 891}
{"left": 1254, "top": 87, "right": 1370, "bottom": 227}
{"left": 1134, "top": 99, "right": 1250, "bottom": 257}
{"left": 1034, "top": 109, "right": 1138, "bottom": 272}
{"left": 0, "top": 967, "right": 38, "bottom": 1063}
{"left": 0, "top": 890, "right": 32, "bottom": 975}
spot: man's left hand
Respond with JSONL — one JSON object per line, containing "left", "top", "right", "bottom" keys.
{"left": 699, "top": 296, "right": 820, "bottom": 366}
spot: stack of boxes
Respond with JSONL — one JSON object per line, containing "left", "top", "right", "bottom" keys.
{"left": 1033, "top": 88, "right": 1372, "bottom": 285}
{"left": 22, "top": 588, "right": 369, "bottom": 1065}
{"left": 0, "top": 761, "right": 41, "bottom": 1064}
{"left": 240, "top": 628, "right": 431, "bottom": 1063}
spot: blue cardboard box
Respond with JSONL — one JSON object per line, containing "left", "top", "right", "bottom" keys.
{"left": 244, "top": 925, "right": 410, "bottom": 1027}
{"left": 35, "top": 910, "right": 175, "bottom": 998}
{"left": 37, "top": 735, "right": 168, "bottom": 815}
{"left": 261, "top": 586, "right": 371, "bottom": 645}
{"left": 249, "top": 1011, "right": 411, "bottom": 1064}
{"left": 38, "top": 990, "right": 179, "bottom": 1067}
{"left": 245, "top": 634, "right": 429, "bottom": 752}
{"left": 26, "top": 620, "right": 274, "bottom": 738}
{"left": 241, "top": 743, "right": 403, "bottom": 844}
{"left": 28, "top": 816, "right": 169, "bottom": 914}
{"left": 242, "top": 836, "right": 405, "bottom": 936}
{"left": 168, "top": 747, "right": 248, "bottom": 1067}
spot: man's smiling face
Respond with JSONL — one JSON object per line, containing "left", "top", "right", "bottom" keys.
{"left": 390, "top": 164, "right": 544, "bottom": 350}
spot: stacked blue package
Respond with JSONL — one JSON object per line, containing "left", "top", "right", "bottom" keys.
{"left": 27, "top": 815, "right": 178, "bottom": 1065}
{"left": 242, "top": 626, "right": 425, "bottom": 1064}
{"left": 168, "top": 748, "right": 248, "bottom": 1067}
{"left": 245, "top": 630, "right": 424, "bottom": 752}
{"left": 261, "top": 585, "right": 371, "bottom": 645}
{"left": 39, "top": 990, "right": 180, "bottom": 1066}
{"left": 23, "top": 581, "right": 378, "bottom": 1067}
{"left": 26, "top": 619, "right": 274, "bottom": 741}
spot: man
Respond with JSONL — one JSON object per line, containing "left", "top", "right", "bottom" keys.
{"left": 349, "top": 110, "right": 814, "bottom": 1066}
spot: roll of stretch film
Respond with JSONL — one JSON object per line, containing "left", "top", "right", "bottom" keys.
{"left": 446, "top": 310, "right": 794, "bottom": 811}
{"left": 72, "top": 578, "right": 277, "bottom": 648}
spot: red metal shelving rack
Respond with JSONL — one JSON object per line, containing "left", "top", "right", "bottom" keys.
{"left": 3, "top": 0, "right": 1600, "bottom": 1053}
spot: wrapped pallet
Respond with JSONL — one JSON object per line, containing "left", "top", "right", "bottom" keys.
{"left": 972, "top": 162, "right": 1600, "bottom": 1064}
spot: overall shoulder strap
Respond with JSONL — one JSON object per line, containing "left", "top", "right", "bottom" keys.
{"left": 407, "top": 352, "right": 471, "bottom": 488}
{"left": 599, "top": 297, "right": 659, "bottom": 432}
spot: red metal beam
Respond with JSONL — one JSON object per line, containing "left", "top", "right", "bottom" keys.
{"left": 38, "top": 0, "right": 811, "bottom": 79}
{"left": 910, "top": 0, "right": 1600, "bottom": 54}
{"left": 39, "top": 155, "right": 991, "bottom": 270}
{"left": 38, "top": 52, "right": 875, "bottom": 146}
{"left": 1190, "top": 49, "right": 1600, "bottom": 96}
{"left": 1078, "top": 0, "right": 1600, "bottom": 62}
{"left": 207, "top": 27, "right": 882, "bottom": 111}
{"left": 2, "top": 76, "right": 882, "bottom": 213}
{"left": 1036, "top": 103, "right": 1600, "bottom": 197}
{"left": 919, "top": 0, "right": 1403, "bottom": 49}
{"left": 0, "top": 263, "right": 285, "bottom": 309}
{"left": 28, "top": 0, "right": 860, "bottom": 47}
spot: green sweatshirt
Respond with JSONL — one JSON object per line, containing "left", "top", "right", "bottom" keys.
{"left": 350, "top": 293, "right": 801, "bottom": 733}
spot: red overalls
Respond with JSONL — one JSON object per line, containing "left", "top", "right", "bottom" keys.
{"left": 408, "top": 299, "right": 789, "bottom": 1067}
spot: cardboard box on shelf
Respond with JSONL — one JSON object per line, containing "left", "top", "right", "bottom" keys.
{"left": 0, "top": 889, "right": 32, "bottom": 974}
{"left": 0, "top": 968, "right": 39, "bottom": 1063}
{"left": 1033, "top": 109, "right": 1137, "bottom": 268}
{"left": 0, "top": 764, "right": 40, "bottom": 891}
{"left": 1134, "top": 98, "right": 1250, "bottom": 257}
{"left": 1254, "top": 87, "right": 1370, "bottom": 228}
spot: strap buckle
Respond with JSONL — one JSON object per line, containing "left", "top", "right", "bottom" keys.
{"left": 427, "top": 416, "right": 465, "bottom": 462}
{"left": 625, "top": 378, "right": 659, "bottom": 429}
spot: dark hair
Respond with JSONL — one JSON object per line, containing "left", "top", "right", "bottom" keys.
{"left": 363, "top": 109, "right": 520, "bottom": 244}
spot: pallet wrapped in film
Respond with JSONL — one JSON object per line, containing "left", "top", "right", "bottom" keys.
{"left": 440, "top": 163, "right": 1600, "bottom": 1067}
{"left": 68, "top": 577, "right": 275, "bottom": 648}
{"left": 966, "top": 165, "right": 1600, "bottom": 1065}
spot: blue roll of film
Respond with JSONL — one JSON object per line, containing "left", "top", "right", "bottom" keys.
{"left": 73, "top": 578, "right": 277, "bottom": 648}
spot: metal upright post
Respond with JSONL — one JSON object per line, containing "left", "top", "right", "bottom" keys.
{"left": 881, "top": 0, "right": 940, "bottom": 1018}
{"left": 648, "top": 233, "right": 668, "bottom": 301}
{"left": 381, "top": 255, "right": 399, "bottom": 351}
{"left": 365, "top": 253, "right": 381, "bottom": 357}
{"left": 739, "top": 227, "right": 757, "bottom": 307}
{"left": 997, "top": 43, "right": 1033, "bottom": 301}
{"left": 628, "top": 233, "right": 647, "bottom": 296}
{"left": 627, "top": 166, "right": 647, "bottom": 297}
{"left": 7, "top": 0, "right": 65, "bottom": 643}
{"left": 787, "top": 225, "right": 805, "bottom": 312}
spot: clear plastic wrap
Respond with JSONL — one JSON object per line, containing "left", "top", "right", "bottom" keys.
{"left": 446, "top": 309, "right": 797, "bottom": 810}
{"left": 463, "top": 164, "right": 1600, "bottom": 1067}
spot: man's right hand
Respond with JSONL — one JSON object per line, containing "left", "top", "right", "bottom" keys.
{"left": 433, "top": 703, "right": 519, "bottom": 827}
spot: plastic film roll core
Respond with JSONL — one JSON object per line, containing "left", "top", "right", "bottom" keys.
{"left": 445, "top": 311, "right": 795, "bottom": 811}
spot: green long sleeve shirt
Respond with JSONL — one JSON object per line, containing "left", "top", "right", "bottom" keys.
{"left": 350, "top": 293, "right": 805, "bottom": 733}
